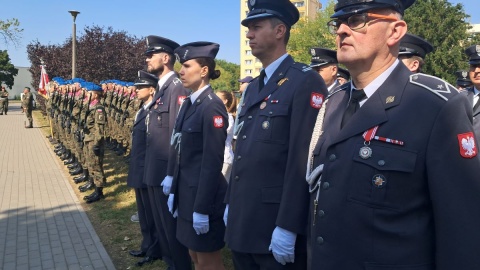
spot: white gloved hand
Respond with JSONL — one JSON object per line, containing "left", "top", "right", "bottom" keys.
{"left": 269, "top": 226, "right": 296, "bottom": 265}
{"left": 167, "top": 194, "right": 177, "bottom": 218}
{"left": 223, "top": 204, "right": 229, "bottom": 226}
{"left": 193, "top": 212, "right": 209, "bottom": 235}
{"left": 161, "top": 175, "right": 173, "bottom": 195}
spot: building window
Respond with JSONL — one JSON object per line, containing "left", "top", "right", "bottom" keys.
{"left": 245, "top": 69, "right": 252, "bottom": 75}
{"left": 245, "top": 60, "right": 252, "bottom": 65}
{"left": 255, "top": 58, "right": 261, "bottom": 63}
{"left": 246, "top": 50, "right": 252, "bottom": 55}
{"left": 245, "top": 40, "right": 249, "bottom": 46}
{"left": 294, "top": 1, "right": 305, "bottom": 7}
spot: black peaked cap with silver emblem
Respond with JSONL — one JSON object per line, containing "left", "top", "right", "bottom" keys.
{"left": 399, "top": 33, "right": 433, "bottom": 59}
{"left": 465, "top": 45, "right": 480, "bottom": 65}
{"left": 145, "top": 35, "right": 180, "bottom": 55}
{"left": 241, "top": 0, "right": 300, "bottom": 27}
{"left": 310, "top": 48, "right": 338, "bottom": 68}
{"left": 134, "top": 70, "right": 158, "bottom": 87}
{"left": 455, "top": 70, "right": 472, "bottom": 87}
{"left": 332, "top": 0, "right": 416, "bottom": 18}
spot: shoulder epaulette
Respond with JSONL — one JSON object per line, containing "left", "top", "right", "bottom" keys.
{"left": 409, "top": 73, "right": 459, "bottom": 101}
{"left": 291, "top": 62, "right": 312, "bottom": 73}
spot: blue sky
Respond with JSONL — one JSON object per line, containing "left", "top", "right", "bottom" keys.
{"left": 2, "top": 0, "right": 479, "bottom": 68}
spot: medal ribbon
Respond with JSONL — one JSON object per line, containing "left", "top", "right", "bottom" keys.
{"left": 363, "top": 126, "right": 404, "bottom": 146}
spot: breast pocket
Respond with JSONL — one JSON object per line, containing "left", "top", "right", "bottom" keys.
{"left": 255, "top": 104, "right": 290, "bottom": 144}
{"left": 182, "top": 122, "right": 203, "bottom": 151}
{"left": 153, "top": 106, "right": 169, "bottom": 128}
{"left": 347, "top": 143, "right": 417, "bottom": 211}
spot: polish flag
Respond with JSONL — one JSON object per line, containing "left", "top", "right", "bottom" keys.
{"left": 38, "top": 64, "right": 50, "bottom": 96}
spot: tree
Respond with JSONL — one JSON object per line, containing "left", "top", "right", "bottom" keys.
{"left": 288, "top": 0, "right": 336, "bottom": 64}
{"left": 404, "top": 0, "right": 478, "bottom": 84}
{"left": 0, "top": 18, "right": 23, "bottom": 47}
{"left": 0, "top": 50, "right": 19, "bottom": 88}
{"left": 27, "top": 25, "right": 240, "bottom": 91}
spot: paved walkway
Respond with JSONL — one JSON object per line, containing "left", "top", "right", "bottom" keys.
{"left": 0, "top": 103, "right": 115, "bottom": 270}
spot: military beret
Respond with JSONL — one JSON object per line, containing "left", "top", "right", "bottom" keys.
{"left": 134, "top": 70, "right": 159, "bottom": 87}
{"left": 241, "top": 0, "right": 300, "bottom": 27}
{"left": 145, "top": 35, "right": 180, "bottom": 55}
{"left": 455, "top": 70, "right": 473, "bottom": 88}
{"left": 337, "top": 67, "right": 351, "bottom": 80}
{"left": 174, "top": 42, "right": 220, "bottom": 64}
{"left": 310, "top": 48, "right": 338, "bottom": 68}
{"left": 332, "top": 0, "right": 416, "bottom": 18}
{"left": 86, "top": 83, "right": 102, "bottom": 92}
{"left": 465, "top": 45, "right": 480, "bottom": 65}
{"left": 399, "top": 33, "right": 433, "bottom": 59}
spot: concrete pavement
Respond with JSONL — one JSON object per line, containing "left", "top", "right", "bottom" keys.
{"left": 0, "top": 103, "right": 115, "bottom": 270}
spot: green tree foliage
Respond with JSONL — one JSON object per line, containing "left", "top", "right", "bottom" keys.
{"left": 0, "top": 50, "right": 19, "bottom": 88}
{"left": 211, "top": 59, "right": 241, "bottom": 91}
{"left": 404, "top": 0, "right": 477, "bottom": 83}
{"left": 0, "top": 18, "right": 23, "bottom": 47}
{"left": 288, "top": 0, "right": 336, "bottom": 64}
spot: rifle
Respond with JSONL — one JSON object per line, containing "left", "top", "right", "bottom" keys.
{"left": 116, "top": 88, "right": 125, "bottom": 124}
{"left": 60, "top": 89, "right": 69, "bottom": 129}
{"left": 66, "top": 89, "right": 76, "bottom": 134}
{"left": 121, "top": 93, "right": 133, "bottom": 127}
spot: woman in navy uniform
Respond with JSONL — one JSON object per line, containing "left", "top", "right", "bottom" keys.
{"left": 170, "top": 41, "right": 228, "bottom": 269}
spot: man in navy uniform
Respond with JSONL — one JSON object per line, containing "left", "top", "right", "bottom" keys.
{"left": 127, "top": 71, "right": 163, "bottom": 266}
{"left": 455, "top": 69, "right": 473, "bottom": 90}
{"left": 464, "top": 45, "right": 480, "bottom": 144}
{"left": 223, "top": 0, "right": 328, "bottom": 268}
{"left": 307, "top": 0, "right": 480, "bottom": 269}
{"left": 398, "top": 33, "right": 433, "bottom": 73}
{"left": 310, "top": 47, "right": 341, "bottom": 93}
{"left": 143, "top": 35, "right": 191, "bottom": 269}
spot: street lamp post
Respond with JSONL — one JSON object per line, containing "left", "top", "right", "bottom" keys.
{"left": 68, "top": 10, "right": 80, "bottom": 79}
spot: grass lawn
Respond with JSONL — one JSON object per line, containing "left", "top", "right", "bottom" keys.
{"left": 33, "top": 110, "right": 234, "bottom": 270}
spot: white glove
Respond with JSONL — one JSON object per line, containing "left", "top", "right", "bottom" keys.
{"left": 167, "top": 194, "right": 177, "bottom": 218}
{"left": 193, "top": 212, "right": 209, "bottom": 235}
{"left": 161, "top": 175, "right": 173, "bottom": 195}
{"left": 223, "top": 204, "right": 229, "bottom": 226}
{"left": 269, "top": 226, "right": 296, "bottom": 265}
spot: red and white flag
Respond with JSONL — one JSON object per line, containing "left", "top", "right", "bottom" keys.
{"left": 38, "top": 64, "right": 50, "bottom": 96}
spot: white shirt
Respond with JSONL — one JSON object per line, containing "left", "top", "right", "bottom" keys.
{"left": 190, "top": 84, "right": 210, "bottom": 104}
{"left": 262, "top": 53, "right": 289, "bottom": 85}
{"left": 158, "top": 71, "right": 175, "bottom": 90}
{"left": 350, "top": 59, "right": 400, "bottom": 107}
{"left": 224, "top": 113, "right": 235, "bottom": 164}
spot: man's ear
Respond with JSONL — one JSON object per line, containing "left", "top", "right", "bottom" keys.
{"left": 387, "top": 20, "right": 407, "bottom": 47}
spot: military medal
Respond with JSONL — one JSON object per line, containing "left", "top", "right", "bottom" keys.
{"left": 262, "top": 121, "right": 270, "bottom": 129}
{"left": 260, "top": 101, "right": 267, "bottom": 110}
{"left": 260, "top": 94, "right": 271, "bottom": 110}
{"left": 359, "top": 146, "right": 372, "bottom": 159}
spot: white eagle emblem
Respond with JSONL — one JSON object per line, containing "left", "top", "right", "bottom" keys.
{"left": 311, "top": 48, "right": 316, "bottom": 56}
{"left": 462, "top": 71, "right": 468, "bottom": 78}
{"left": 213, "top": 116, "right": 224, "bottom": 128}
{"left": 310, "top": 93, "right": 324, "bottom": 109}
{"left": 462, "top": 136, "right": 476, "bottom": 157}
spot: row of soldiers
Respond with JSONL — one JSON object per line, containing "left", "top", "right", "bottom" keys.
{"left": 46, "top": 77, "right": 143, "bottom": 203}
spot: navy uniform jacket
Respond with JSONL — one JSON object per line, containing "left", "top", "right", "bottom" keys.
{"left": 224, "top": 55, "right": 328, "bottom": 254}
{"left": 143, "top": 74, "right": 189, "bottom": 187}
{"left": 463, "top": 87, "right": 480, "bottom": 144}
{"left": 171, "top": 87, "right": 228, "bottom": 221}
{"left": 309, "top": 63, "right": 480, "bottom": 270}
{"left": 127, "top": 108, "right": 148, "bottom": 189}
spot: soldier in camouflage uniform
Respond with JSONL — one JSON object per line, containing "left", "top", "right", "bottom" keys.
{"left": 0, "top": 86, "right": 9, "bottom": 115}
{"left": 22, "top": 87, "right": 34, "bottom": 128}
{"left": 82, "top": 83, "right": 107, "bottom": 204}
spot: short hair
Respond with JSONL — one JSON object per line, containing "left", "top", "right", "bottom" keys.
{"left": 25, "top": 87, "right": 31, "bottom": 91}
{"left": 270, "top": 17, "right": 290, "bottom": 44}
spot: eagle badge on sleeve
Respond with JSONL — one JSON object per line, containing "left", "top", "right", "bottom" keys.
{"left": 310, "top": 93, "right": 324, "bottom": 109}
{"left": 458, "top": 132, "right": 477, "bottom": 158}
{"left": 213, "top": 116, "right": 224, "bottom": 128}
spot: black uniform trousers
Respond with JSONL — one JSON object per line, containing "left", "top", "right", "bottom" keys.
{"left": 148, "top": 186, "right": 191, "bottom": 269}
{"left": 134, "top": 187, "right": 162, "bottom": 257}
{"left": 232, "top": 251, "right": 307, "bottom": 270}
